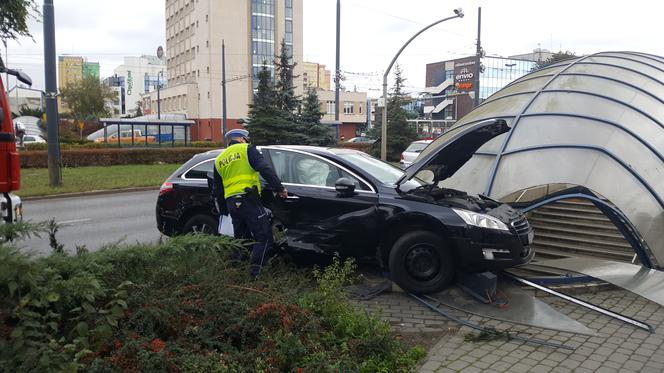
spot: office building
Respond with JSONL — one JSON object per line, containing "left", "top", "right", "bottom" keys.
{"left": 145, "top": 0, "right": 304, "bottom": 141}
{"left": 424, "top": 55, "right": 536, "bottom": 121}
{"left": 108, "top": 55, "right": 166, "bottom": 116}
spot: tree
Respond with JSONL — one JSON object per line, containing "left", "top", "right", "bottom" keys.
{"left": 59, "top": 76, "right": 116, "bottom": 121}
{"left": 246, "top": 40, "right": 307, "bottom": 145}
{"left": 0, "top": 0, "right": 39, "bottom": 41}
{"left": 533, "top": 51, "right": 577, "bottom": 70}
{"left": 15, "top": 104, "right": 43, "bottom": 118}
{"left": 246, "top": 64, "right": 301, "bottom": 145}
{"left": 300, "top": 88, "right": 334, "bottom": 146}
{"left": 274, "top": 39, "right": 300, "bottom": 118}
{"left": 369, "top": 64, "right": 418, "bottom": 161}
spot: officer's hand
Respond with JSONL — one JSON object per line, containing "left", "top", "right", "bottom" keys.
{"left": 278, "top": 188, "right": 288, "bottom": 198}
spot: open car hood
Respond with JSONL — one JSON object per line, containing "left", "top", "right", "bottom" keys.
{"left": 397, "top": 119, "right": 510, "bottom": 186}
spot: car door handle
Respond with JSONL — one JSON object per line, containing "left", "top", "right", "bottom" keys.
{"left": 284, "top": 194, "right": 300, "bottom": 202}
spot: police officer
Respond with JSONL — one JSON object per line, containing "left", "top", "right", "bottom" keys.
{"left": 212, "top": 129, "right": 288, "bottom": 279}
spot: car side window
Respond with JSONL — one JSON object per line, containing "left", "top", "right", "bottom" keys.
{"left": 267, "top": 149, "right": 371, "bottom": 191}
{"left": 183, "top": 159, "right": 215, "bottom": 179}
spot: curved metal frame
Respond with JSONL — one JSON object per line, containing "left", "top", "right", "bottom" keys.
{"left": 519, "top": 192, "right": 654, "bottom": 268}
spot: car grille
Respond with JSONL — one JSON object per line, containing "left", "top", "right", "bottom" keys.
{"left": 511, "top": 217, "right": 532, "bottom": 245}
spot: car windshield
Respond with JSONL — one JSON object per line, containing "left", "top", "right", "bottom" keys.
{"left": 336, "top": 152, "right": 425, "bottom": 190}
{"left": 405, "top": 142, "right": 429, "bottom": 153}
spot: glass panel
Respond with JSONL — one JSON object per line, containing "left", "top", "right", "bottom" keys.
{"left": 485, "top": 76, "right": 550, "bottom": 102}
{"left": 526, "top": 92, "right": 659, "bottom": 132}
{"left": 584, "top": 56, "right": 664, "bottom": 81}
{"left": 184, "top": 160, "right": 214, "bottom": 179}
{"left": 546, "top": 75, "right": 664, "bottom": 124}
{"left": 564, "top": 64, "right": 664, "bottom": 100}
{"left": 455, "top": 93, "right": 533, "bottom": 127}
{"left": 439, "top": 154, "right": 495, "bottom": 195}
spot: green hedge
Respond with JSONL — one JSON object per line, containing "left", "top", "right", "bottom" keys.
{"left": 20, "top": 147, "right": 219, "bottom": 168}
{"left": 22, "top": 141, "right": 225, "bottom": 151}
{"left": 0, "top": 229, "right": 425, "bottom": 372}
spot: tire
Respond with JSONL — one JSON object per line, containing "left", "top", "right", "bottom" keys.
{"left": 182, "top": 214, "right": 218, "bottom": 235}
{"left": 388, "top": 230, "right": 454, "bottom": 294}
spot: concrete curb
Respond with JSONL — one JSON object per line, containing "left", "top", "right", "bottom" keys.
{"left": 22, "top": 186, "right": 160, "bottom": 201}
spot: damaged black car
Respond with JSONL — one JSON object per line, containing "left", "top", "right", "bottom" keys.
{"left": 156, "top": 118, "right": 534, "bottom": 293}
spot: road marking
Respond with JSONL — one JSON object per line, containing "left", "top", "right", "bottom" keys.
{"left": 59, "top": 218, "right": 92, "bottom": 225}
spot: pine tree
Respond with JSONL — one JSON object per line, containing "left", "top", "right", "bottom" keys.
{"left": 246, "top": 64, "right": 293, "bottom": 145}
{"left": 369, "top": 64, "right": 418, "bottom": 161}
{"left": 301, "top": 88, "right": 334, "bottom": 146}
{"left": 274, "top": 39, "right": 300, "bottom": 117}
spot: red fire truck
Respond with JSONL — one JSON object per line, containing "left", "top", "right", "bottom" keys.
{"left": 0, "top": 57, "right": 32, "bottom": 225}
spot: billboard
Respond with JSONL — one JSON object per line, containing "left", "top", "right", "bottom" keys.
{"left": 454, "top": 57, "right": 477, "bottom": 92}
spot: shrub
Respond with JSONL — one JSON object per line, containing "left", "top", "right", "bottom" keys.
{"left": 0, "top": 231, "right": 425, "bottom": 372}
{"left": 19, "top": 148, "right": 217, "bottom": 168}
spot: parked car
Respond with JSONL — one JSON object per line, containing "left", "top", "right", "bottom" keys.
{"left": 156, "top": 119, "right": 533, "bottom": 293}
{"left": 346, "top": 136, "right": 376, "bottom": 144}
{"left": 21, "top": 134, "right": 46, "bottom": 144}
{"left": 400, "top": 139, "right": 433, "bottom": 168}
{"left": 94, "top": 129, "right": 156, "bottom": 143}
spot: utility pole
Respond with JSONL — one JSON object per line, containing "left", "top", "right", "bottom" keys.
{"left": 43, "top": 0, "right": 61, "bottom": 186}
{"left": 334, "top": 0, "right": 340, "bottom": 121}
{"left": 474, "top": 7, "right": 482, "bottom": 107}
{"left": 221, "top": 40, "right": 227, "bottom": 136}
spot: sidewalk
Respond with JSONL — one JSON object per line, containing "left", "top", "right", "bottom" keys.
{"left": 356, "top": 288, "right": 664, "bottom": 372}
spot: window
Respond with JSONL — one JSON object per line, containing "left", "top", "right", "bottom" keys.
{"left": 359, "top": 104, "right": 362, "bottom": 114}
{"left": 326, "top": 101, "right": 335, "bottom": 114}
{"left": 343, "top": 101, "right": 353, "bottom": 114}
{"left": 267, "top": 149, "right": 370, "bottom": 190}
{"left": 183, "top": 159, "right": 214, "bottom": 179}
{"left": 205, "top": 14, "right": 208, "bottom": 22}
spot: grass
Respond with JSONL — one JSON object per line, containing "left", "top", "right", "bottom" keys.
{"left": 19, "top": 163, "right": 181, "bottom": 197}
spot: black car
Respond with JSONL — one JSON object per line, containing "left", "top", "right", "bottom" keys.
{"left": 156, "top": 119, "right": 534, "bottom": 293}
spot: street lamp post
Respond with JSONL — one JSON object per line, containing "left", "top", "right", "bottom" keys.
{"left": 157, "top": 70, "right": 163, "bottom": 120}
{"left": 505, "top": 63, "right": 516, "bottom": 80}
{"left": 381, "top": 9, "right": 464, "bottom": 161}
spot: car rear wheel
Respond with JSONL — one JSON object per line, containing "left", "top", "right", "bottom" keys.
{"left": 182, "top": 214, "right": 217, "bottom": 235}
{"left": 388, "top": 230, "right": 454, "bottom": 293}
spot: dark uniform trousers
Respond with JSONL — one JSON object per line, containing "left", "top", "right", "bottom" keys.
{"left": 225, "top": 195, "right": 273, "bottom": 278}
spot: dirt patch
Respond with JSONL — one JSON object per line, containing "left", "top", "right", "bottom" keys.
{"left": 395, "top": 329, "right": 458, "bottom": 351}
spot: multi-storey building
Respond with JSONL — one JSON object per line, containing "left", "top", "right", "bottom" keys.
{"left": 424, "top": 55, "right": 536, "bottom": 121}
{"left": 108, "top": 55, "right": 166, "bottom": 116}
{"left": 145, "top": 0, "right": 304, "bottom": 141}
{"left": 58, "top": 56, "right": 101, "bottom": 113}
{"left": 302, "top": 61, "right": 331, "bottom": 91}
{"left": 318, "top": 89, "right": 367, "bottom": 140}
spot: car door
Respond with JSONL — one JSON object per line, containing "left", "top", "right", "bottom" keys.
{"left": 263, "top": 148, "right": 379, "bottom": 257}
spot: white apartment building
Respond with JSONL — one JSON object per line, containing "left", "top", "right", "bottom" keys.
{"left": 146, "top": 0, "right": 303, "bottom": 141}
{"left": 108, "top": 55, "right": 166, "bottom": 116}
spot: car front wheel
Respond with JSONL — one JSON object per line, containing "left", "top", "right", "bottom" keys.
{"left": 182, "top": 214, "right": 217, "bottom": 235}
{"left": 388, "top": 230, "right": 454, "bottom": 293}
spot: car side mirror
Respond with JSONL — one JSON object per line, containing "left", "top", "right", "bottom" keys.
{"left": 335, "top": 177, "right": 356, "bottom": 197}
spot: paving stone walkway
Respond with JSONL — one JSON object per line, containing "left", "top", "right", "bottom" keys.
{"left": 357, "top": 287, "right": 664, "bottom": 372}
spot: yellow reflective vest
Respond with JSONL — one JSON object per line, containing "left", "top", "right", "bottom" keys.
{"left": 214, "top": 143, "right": 262, "bottom": 198}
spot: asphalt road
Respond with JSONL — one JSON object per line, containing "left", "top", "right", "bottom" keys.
{"left": 16, "top": 190, "right": 162, "bottom": 256}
